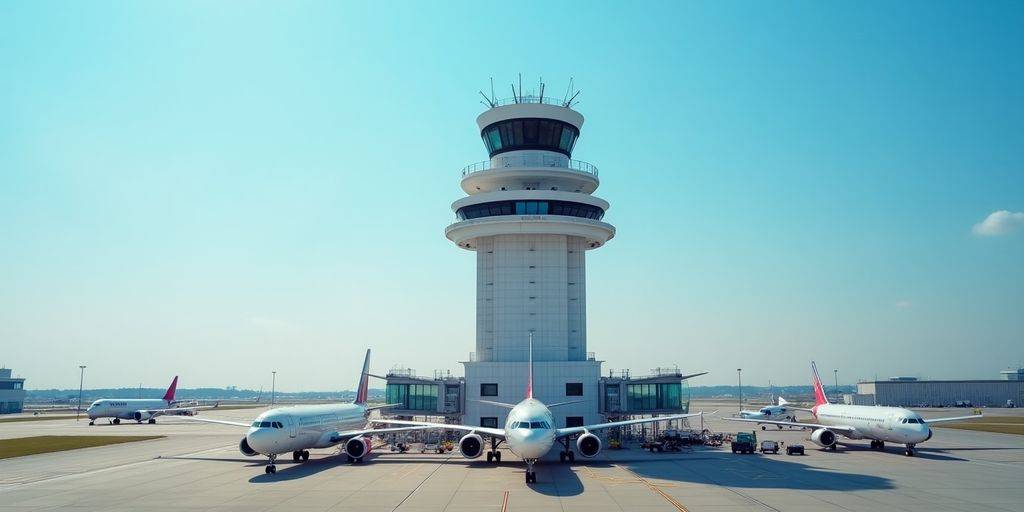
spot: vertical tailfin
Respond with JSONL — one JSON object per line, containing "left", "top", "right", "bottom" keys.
{"left": 811, "top": 361, "right": 829, "bottom": 407}
{"left": 163, "top": 376, "right": 178, "bottom": 402}
{"left": 777, "top": 396, "right": 789, "bottom": 406}
{"left": 353, "top": 349, "right": 371, "bottom": 405}
{"left": 525, "top": 333, "right": 534, "bottom": 399}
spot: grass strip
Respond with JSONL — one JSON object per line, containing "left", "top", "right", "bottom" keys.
{"left": 0, "top": 435, "right": 164, "bottom": 459}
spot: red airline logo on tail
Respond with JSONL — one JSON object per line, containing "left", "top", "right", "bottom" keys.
{"left": 811, "top": 362, "right": 829, "bottom": 415}
{"left": 163, "top": 376, "right": 179, "bottom": 402}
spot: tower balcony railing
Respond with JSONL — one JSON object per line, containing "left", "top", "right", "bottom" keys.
{"left": 489, "top": 95, "right": 572, "bottom": 108}
{"left": 461, "top": 155, "right": 599, "bottom": 178}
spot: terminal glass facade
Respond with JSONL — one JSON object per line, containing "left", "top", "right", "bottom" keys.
{"left": 481, "top": 118, "right": 579, "bottom": 157}
{"left": 386, "top": 383, "right": 438, "bottom": 411}
{"left": 627, "top": 382, "right": 688, "bottom": 412}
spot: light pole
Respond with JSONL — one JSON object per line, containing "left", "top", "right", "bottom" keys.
{"left": 271, "top": 371, "right": 276, "bottom": 405}
{"left": 736, "top": 368, "right": 743, "bottom": 412}
{"left": 834, "top": 369, "right": 839, "bottom": 399}
{"left": 76, "top": 365, "right": 86, "bottom": 421}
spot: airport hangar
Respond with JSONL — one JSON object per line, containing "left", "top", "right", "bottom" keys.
{"left": 851, "top": 368, "right": 1024, "bottom": 407}
{"left": 385, "top": 93, "right": 703, "bottom": 431}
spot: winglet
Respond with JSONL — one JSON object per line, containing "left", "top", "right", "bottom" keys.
{"left": 354, "top": 349, "right": 371, "bottom": 405}
{"left": 163, "top": 376, "right": 179, "bottom": 402}
{"left": 526, "top": 333, "right": 534, "bottom": 399}
{"left": 811, "top": 361, "right": 829, "bottom": 408}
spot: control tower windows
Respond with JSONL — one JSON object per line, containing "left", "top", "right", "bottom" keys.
{"left": 481, "top": 118, "right": 579, "bottom": 157}
{"left": 457, "top": 200, "right": 604, "bottom": 221}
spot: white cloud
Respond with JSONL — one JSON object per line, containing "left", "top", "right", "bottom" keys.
{"left": 972, "top": 210, "right": 1024, "bottom": 236}
{"left": 894, "top": 300, "right": 912, "bottom": 309}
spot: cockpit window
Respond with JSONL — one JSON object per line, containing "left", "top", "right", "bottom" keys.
{"left": 529, "top": 421, "right": 550, "bottom": 429}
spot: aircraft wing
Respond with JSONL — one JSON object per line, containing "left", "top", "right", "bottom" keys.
{"left": 173, "top": 416, "right": 251, "bottom": 427}
{"left": 723, "top": 417, "right": 857, "bottom": 434}
{"left": 369, "top": 419, "right": 506, "bottom": 439}
{"left": 140, "top": 405, "right": 218, "bottom": 417}
{"left": 555, "top": 411, "right": 709, "bottom": 438}
{"left": 922, "top": 414, "right": 983, "bottom": 425}
{"left": 327, "top": 426, "right": 432, "bottom": 443}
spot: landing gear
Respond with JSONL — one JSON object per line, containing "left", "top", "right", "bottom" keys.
{"left": 88, "top": 420, "right": 94, "bottom": 425}
{"left": 828, "top": 444, "right": 838, "bottom": 451}
{"left": 905, "top": 444, "right": 915, "bottom": 457}
{"left": 302, "top": 450, "right": 309, "bottom": 462}
{"left": 870, "top": 440, "right": 886, "bottom": 450}
{"left": 346, "top": 455, "right": 362, "bottom": 463}
{"left": 265, "top": 454, "right": 278, "bottom": 474}
{"left": 148, "top": 419, "right": 156, "bottom": 424}
{"left": 557, "top": 439, "right": 575, "bottom": 463}
{"left": 486, "top": 438, "right": 502, "bottom": 463}
{"left": 113, "top": 418, "right": 120, "bottom": 425}
{"left": 525, "top": 459, "right": 537, "bottom": 484}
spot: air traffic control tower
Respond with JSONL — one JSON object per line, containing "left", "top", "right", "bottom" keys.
{"left": 446, "top": 88, "right": 615, "bottom": 429}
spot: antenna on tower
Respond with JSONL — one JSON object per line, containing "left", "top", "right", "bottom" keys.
{"left": 490, "top": 77, "right": 496, "bottom": 104}
{"left": 562, "top": 77, "right": 577, "bottom": 107}
{"left": 519, "top": 73, "right": 523, "bottom": 103}
{"left": 538, "top": 77, "right": 545, "bottom": 103}
{"left": 510, "top": 81, "right": 518, "bottom": 103}
{"left": 478, "top": 90, "right": 495, "bottom": 108}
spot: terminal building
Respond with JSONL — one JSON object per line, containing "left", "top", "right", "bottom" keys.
{"left": 0, "top": 368, "right": 26, "bottom": 414}
{"left": 386, "top": 87, "right": 703, "bottom": 430}
{"left": 855, "top": 368, "right": 1024, "bottom": 407}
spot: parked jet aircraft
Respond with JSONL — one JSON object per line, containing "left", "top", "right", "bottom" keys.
{"left": 178, "top": 350, "right": 426, "bottom": 474}
{"left": 738, "top": 396, "right": 803, "bottom": 429}
{"left": 371, "top": 340, "right": 710, "bottom": 483}
{"left": 86, "top": 376, "right": 213, "bottom": 425}
{"left": 725, "top": 362, "right": 982, "bottom": 456}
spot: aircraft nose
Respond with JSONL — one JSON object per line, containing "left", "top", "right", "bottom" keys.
{"left": 246, "top": 428, "right": 276, "bottom": 454}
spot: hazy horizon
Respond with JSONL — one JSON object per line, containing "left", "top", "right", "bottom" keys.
{"left": 2, "top": 2, "right": 1021, "bottom": 391}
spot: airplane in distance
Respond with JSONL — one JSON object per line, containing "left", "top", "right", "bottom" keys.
{"left": 737, "top": 396, "right": 805, "bottom": 429}
{"left": 371, "top": 339, "right": 711, "bottom": 483}
{"left": 725, "top": 362, "right": 983, "bottom": 456}
{"left": 86, "top": 376, "right": 214, "bottom": 425}
{"left": 178, "top": 349, "right": 427, "bottom": 474}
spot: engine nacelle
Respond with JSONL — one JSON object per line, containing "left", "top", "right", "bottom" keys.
{"left": 576, "top": 433, "right": 602, "bottom": 458}
{"left": 239, "top": 437, "right": 258, "bottom": 456}
{"left": 133, "top": 411, "right": 153, "bottom": 422}
{"left": 344, "top": 436, "right": 371, "bottom": 459}
{"left": 458, "top": 433, "right": 484, "bottom": 458}
{"left": 810, "top": 428, "right": 837, "bottom": 448}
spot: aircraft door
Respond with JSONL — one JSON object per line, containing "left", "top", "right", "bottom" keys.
{"left": 287, "top": 416, "right": 297, "bottom": 438}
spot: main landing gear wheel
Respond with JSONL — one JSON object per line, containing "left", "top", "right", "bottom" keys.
{"left": 488, "top": 451, "right": 501, "bottom": 462}
{"left": 828, "top": 444, "right": 837, "bottom": 451}
{"left": 905, "top": 444, "right": 915, "bottom": 457}
{"left": 148, "top": 419, "right": 156, "bottom": 424}
{"left": 559, "top": 451, "right": 575, "bottom": 463}
{"left": 293, "top": 451, "right": 301, "bottom": 462}
{"left": 113, "top": 418, "right": 120, "bottom": 425}
{"left": 88, "top": 420, "right": 94, "bottom": 425}
{"left": 870, "top": 440, "right": 886, "bottom": 450}
{"left": 302, "top": 450, "right": 309, "bottom": 462}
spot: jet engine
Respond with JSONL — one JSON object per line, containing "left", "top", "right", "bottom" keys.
{"left": 239, "top": 437, "right": 258, "bottom": 456}
{"left": 810, "top": 428, "right": 837, "bottom": 448}
{"left": 576, "top": 433, "right": 602, "bottom": 458}
{"left": 458, "top": 433, "right": 484, "bottom": 458}
{"left": 344, "top": 436, "right": 371, "bottom": 459}
{"left": 133, "top": 411, "right": 153, "bottom": 422}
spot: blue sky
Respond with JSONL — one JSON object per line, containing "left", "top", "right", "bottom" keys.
{"left": 2, "top": 1, "right": 1022, "bottom": 390}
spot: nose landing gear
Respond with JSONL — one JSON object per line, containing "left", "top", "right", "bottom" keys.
{"left": 525, "top": 459, "right": 537, "bottom": 484}
{"left": 904, "top": 444, "right": 915, "bottom": 457}
{"left": 265, "top": 454, "right": 278, "bottom": 474}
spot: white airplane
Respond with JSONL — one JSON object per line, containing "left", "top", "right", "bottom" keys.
{"left": 725, "top": 362, "right": 983, "bottom": 456}
{"left": 738, "top": 396, "right": 804, "bottom": 429}
{"left": 371, "top": 341, "right": 710, "bottom": 483}
{"left": 178, "top": 350, "right": 427, "bottom": 474}
{"left": 86, "top": 376, "right": 212, "bottom": 425}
